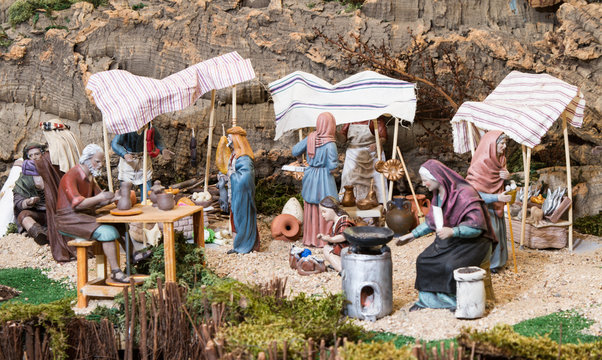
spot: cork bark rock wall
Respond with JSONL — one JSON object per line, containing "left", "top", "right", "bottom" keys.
{"left": 0, "top": 0, "right": 600, "bottom": 215}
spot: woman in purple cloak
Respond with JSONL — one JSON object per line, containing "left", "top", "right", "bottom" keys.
{"left": 396, "top": 160, "right": 496, "bottom": 311}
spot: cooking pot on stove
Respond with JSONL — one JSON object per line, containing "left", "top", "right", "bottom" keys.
{"left": 343, "top": 226, "right": 394, "bottom": 251}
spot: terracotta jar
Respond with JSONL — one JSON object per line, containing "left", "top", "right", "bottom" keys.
{"left": 271, "top": 214, "right": 302, "bottom": 241}
{"left": 405, "top": 194, "right": 431, "bottom": 225}
{"left": 385, "top": 201, "right": 416, "bottom": 235}
{"left": 341, "top": 185, "right": 356, "bottom": 207}
{"left": 117, "top": 182, "right": 133, "bottom": 210}
{"left": 156, "top": 193, "right": 175, "bottom": 211}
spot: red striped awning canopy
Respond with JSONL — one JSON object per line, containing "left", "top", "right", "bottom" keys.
{"left": 451, "top": 71, "right": 585, "bottom": 153}
{"left": 86, "top": 52, "right": 255, "bottom": 134}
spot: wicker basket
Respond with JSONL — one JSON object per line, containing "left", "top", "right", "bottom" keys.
{"left": 505, "top": 216, "right": 569, "bottom": 249}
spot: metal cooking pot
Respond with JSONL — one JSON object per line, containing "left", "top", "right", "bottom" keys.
{"left": 343, "top": 226, "right": 394, "bottom": 248}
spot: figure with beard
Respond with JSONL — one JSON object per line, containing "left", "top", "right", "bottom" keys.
{"left": 13, "top": 143, "right": 48, "bottom": 245}
{"left": 56, "top": 144, "right": 132, "bottom": 282}
{"left": 396, "top": 160, "right": 496, "bottom": 311}
{"left": 466, "top": 131, "right": 512, "bottom": 273}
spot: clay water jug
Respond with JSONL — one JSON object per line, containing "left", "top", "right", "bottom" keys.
{"left": 406, "top": 194, "right": 431, "bottom": 225}
{"left": 117, "top": 182, "right": 133, "bottom": 210}
{"left": 341, "top": 185, "right": 356, "bottom": 207}
{"left": 156, "top": 193, "right": 175, "bottom": 211}
{"left": 385, "top": 201, "right": 416, "bottom": 235}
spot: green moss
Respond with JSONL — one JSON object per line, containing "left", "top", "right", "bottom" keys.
{"left": 255, "top": 179, "right": 302, "bottom": 215}
{"left": 574, "top": 214, "right": 602, "bottom": 237}
{"left": 341, "top": 341, "right": 414, "bottom": 359}
{"left": 219, "top": 322, "right": 307, "bottom": 359}
{"left": 5, "top": 222, "right": 18, "bottom": 234}
{"left": 0, "top": 298, "right": 75, "bottom": 359}
{"left": 0, "top": 268, "right": 75, "bottom": 305}
{"left": 132, "top": 2, "right": 146, "bottom": 10}
{"left": 513, "top": 310, "right": 600, "bottom": 345}
{"left": 8, "top": 0, "right": 106, "bottom": 26}
{"left": 460, "top": 324, "right": 602, "bottom": 359}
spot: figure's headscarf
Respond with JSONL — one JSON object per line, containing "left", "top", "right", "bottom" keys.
{"left": 465, "top": 130, "right": 507, "bottom": 218}
{"left": 421, "top": 159, "right": 496, "bottom": 243}
{"left": 307, "top": 112, "right": 336, "bottom": 159}
{"left": 227, "top": 126, "right": 254, "bottom": 160}
{"left": 21, "top": 160, "right": 39, "bottom": 176}
{"left": 23, "top": 142, "right": 45, "bottom": 160}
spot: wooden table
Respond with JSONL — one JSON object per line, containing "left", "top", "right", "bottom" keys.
{"left": 97, "top": 204, "right": 204, "bottom": 283}
{"left": 342, "top": 205, "right": 383, "bottom": 219}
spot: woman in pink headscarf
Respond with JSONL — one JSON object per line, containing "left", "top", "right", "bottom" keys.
{"left": 466, "top": 130, "right": 512, "bottom": 273}
{"left": 292, "top": 112, "right": 339, "bottom": 247}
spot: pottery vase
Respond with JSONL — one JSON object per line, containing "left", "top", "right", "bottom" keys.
{"left": 341, "top": 185, "right": 356, "bottom": 207}
{"left": 385, "top": 201, "right": 416, "bottom": 235}
{"left": 150, "top": 180, "right": 164, "bottom": 205}
{"left": 405, "top": 194, "right": 431, "bottom": 225}
{"left": 156, "top": 193, "right": 175, "bottom": 211}
{"left": 117, "top": 182, "right": 133, "bottom": 210}
{"left": 271, "top": 214, "right": 302, "bottom": 241}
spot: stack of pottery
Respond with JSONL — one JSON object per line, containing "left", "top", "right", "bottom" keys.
{"left": 149, "top": 180, "right": 174, "bottom": 211}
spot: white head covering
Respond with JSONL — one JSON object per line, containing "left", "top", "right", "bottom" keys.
{"left": 79, "top": 144, "right": 103, "bottom": 164}
{"left": 419, "top": 166, "right": 437, "bottom": 182}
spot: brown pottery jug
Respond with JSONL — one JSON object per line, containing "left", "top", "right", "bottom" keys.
{"left": 385, "top": 201, "right": 416, "bottom": 235}
{"left": 341, "top": 185, "right": 356, "bottom": 207}
{"left": 405, "top": 194, "right": 431, "bottom": 225}
{"left": 117, "top": 182, "right": 133, "bottom": 210}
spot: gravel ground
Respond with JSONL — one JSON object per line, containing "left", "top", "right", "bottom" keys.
{"left": 2, "top": 216, "right": 601, "bottom": 340}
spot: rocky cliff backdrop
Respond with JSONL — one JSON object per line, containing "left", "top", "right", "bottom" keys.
{"left": 0, "top": 0, "right": 600, "bottom": 216}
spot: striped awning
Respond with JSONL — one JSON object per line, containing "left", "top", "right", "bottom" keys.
{"left": 86, "top": 52, "right": 255, "bottom": 134}
{"left": 451, "top": 71, "right": 585, "bottom": 153}
{"left": 269, "top": 71, "right": 416, "bottom": 140}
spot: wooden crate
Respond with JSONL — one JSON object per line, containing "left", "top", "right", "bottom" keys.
{"left": 505, "top": 216, "right": 569, "bottom": 249}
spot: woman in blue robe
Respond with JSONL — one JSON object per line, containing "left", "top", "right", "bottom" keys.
{"left": 292, "top": 112, "right": 338, "bottom": 247}
{"left": 227, "top": 126, "right": 259, "bottom": 254}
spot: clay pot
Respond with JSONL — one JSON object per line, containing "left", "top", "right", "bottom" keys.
{"left": 117, "top": 182, "right": 133, "bottom": 210}
{"left": 271, "top": 214, "right": 302, "bottom": 241}
{"left": 150, "top": 180, "right": 164, "bottom": 205}
{"left": 156, "top": 193, "right": 175, "bottom": 211}
{"left": 405, "top": 194, "right": 431, "bottom": 225}
{"left": 114, "top": 190, "right": 137, "bottom": 207}
{"left": 356, "top": 179, "right": 378, "bottom": 210}
{"left": 385, "top": 201, "right": 416, "bottom": 235}
{"left": 341, "top": 185, "right": 356, "bottom": 207}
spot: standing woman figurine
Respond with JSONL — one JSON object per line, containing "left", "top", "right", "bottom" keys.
{"left": 395, "top": 160, "right": 496, "bottom": 311}
{"left": 292, "top": 112, "right": 338, "bottom": 247}
{"left": 466, "top": 131, "right": 512, "bottom": 273}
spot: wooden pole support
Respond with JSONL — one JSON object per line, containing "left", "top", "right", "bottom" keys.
{"left": 232, "top": 85, "right": 237, "bottom": 127}
{"left": 373, "top": 119, "right": 387, "bottom": 208}
{"left": 163, "top": 222, "right": 176, "bottom": 283}
{"left": 507, "top": 205, "right": 518, "bottom": 273}
{"left": 204, "top": 90, "right": 217, "bottom": 193}
{"left": 102, "top": 121, "right": 113, "bottom": 192}
{"left": 76, "top": 246, "right": 89, "bottom": 308}
{"left": 520, "top": 145, "right": 531, "bottom": 247}
{"left": 387, "top": 117, "right": 399, "bottom": 201}
{"left": 142, "top": 127, "right": 148, "bottom": 204}
{"left": 562, "top": 118, "right": 573, "bottom": 251}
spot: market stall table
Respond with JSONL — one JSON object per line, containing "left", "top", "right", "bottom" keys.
{"left": 96, "top": 204, "right": 205, "bottom": 283}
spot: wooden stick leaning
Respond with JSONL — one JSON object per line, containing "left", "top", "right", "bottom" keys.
{"left": 232, "top": 85, "right": 237, "bottom": 127}
{"left": 562, "top": 118, "right": 573, "bottom": 251}
{"left": 102, "top": 121, "right": 114, "bottom": 192}
{"left": 373, "top": 119, "right": 387, "bottom": 208}
{"left": 396, "top": 146, "right": 424, "bottom": 223}
{"left": 204, "top": 90, "right": 217, "bottom": 193}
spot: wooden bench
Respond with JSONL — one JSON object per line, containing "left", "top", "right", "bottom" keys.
{"left": 67, "top": 237, "right": 123, "bottom": 308}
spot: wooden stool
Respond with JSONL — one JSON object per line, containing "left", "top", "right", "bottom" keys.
{"left": 479, "top": 258, "right": 496, "bottom": 302}
{"left": 67, "top": 236, "right": 122, "bottom": 308}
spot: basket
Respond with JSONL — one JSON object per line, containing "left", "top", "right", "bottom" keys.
{"left": 505, "top": 216, "right": 569, "bottom": 249}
